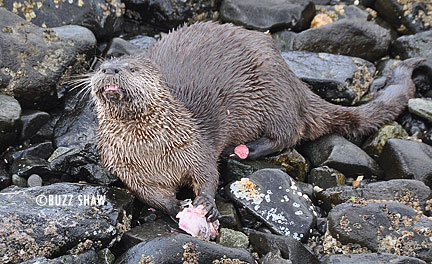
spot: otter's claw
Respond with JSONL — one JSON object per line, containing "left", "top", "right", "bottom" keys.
{"left": 193, "top": 194, "right": 220, "bottom": 221}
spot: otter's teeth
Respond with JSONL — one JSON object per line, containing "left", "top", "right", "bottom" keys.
{"left": 105, "top": 85, "right": 120, "bottom": 92}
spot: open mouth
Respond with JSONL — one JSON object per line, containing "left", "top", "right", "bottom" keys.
{"left": 105, "top": 84, "right": 120, "bottom": 92}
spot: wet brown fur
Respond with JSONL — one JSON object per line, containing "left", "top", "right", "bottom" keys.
{"left": 90, "top": 21, "right": 431, "bottom": 218}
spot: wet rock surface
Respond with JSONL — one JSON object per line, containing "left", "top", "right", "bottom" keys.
{"left": 301, "top": 134, "right": 383, "bottom": 178}
{"left": 220, "top": 0, "right": 315, "bottom": 31}
{"left": 116, "top": 233, "right": 255, "bottom": 264}
{"left": 325, "top": 253, "right": 427, "bottom": 264}
{"left": 379, "top": 139, "right": 432, "bottom": 187}
{"left": 0, "top": 183, "right": 133, "bottom": 263}
{"left": 291, "top": 19, "right": 391, "bottom": 61}
{"left": 0, "top": 0, "right": 431, "bottom": 262}
{"left": 1, "top": 0, "right": 125, "bottom": 40}
{"left": 393, "top": 30, "right": 432, "bottom": 61}
{"left": 281, "top": 51, "right": 375, "bottom": 105}
{"left": 315, "top": 179, "right": 431, "bottom": 211}
{"left": 326, "top": 202, "right": 432, "bottom": 262}
{"left": 228, "top": 169, "right": 317, "bottom": 242}
{"left": 0, "top": 8, "right": 96, "bottom": 110}
{"left": 0, "top": 95, "right": 21, "bottom": 152}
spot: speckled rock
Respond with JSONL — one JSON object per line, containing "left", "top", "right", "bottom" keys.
{"left": 1, "top": 0, "right": 125, "bottom": 39}
{"left": 326, "top": 202, "right": 432, "bottom": 262}
{"left": 260, "top": 250, "right": 293, "bottom": 264}
{"left": 0, "top": 183, "right": 133, "bottom": 263}
{"left": 379, "top": 139, "right": 432, "bottom": 188}
{"left": 281, "top": 51, "right": 375, "bottom": 105}
{"left": 393, "top": 30, "right": 432, "bottom": 61}
{"left": 124, "top": 0, "right": 220, "bottom": 30}
{"left": 11, "top": 174, "right": 27, "bottom": 187}
{"left": 315, "top": 179, "right": 431, "bottom": 212}
{"left": 265, "top": 149, "right": 309, "bottom": 182}
{"left": 272, "top": 30, "right": 297, "bottom": 51}
{"left": 362, "top": 122, "right": 409, "bottom": 157}
{"left": 247, "top": 229, "right": 320, "bottom": 264}
{"left": 220, "top": 0, "right": 315, "bottom": 31}
{"left": 0, "top": 8, "right": 96, "bottom": 110}
{"left": 20, "top": 250, "right": 108, "bottom": 264}
{"left": 325, "top": 253, "right": 427, "bottom": 264}
{"left": 0, "top": 95, "right": 21, "bottom": 152}
{"left": 217, "top": 228, "right": 249, "bottom": 249}
{"left": 408, "top": 98, "right": 432, "bottom": 122}
{"left": 227, "top": 169, "right": 317, "bottom": 242}
{"left": 301, "top": 134, "right": 383, "bottom": 178}
{"left": 19, "top": 110, "right": 50, "bottom": 142}
{"left": 308, "top": 166, "right": 345, "bottom": 190}
{"left": 115, "top": 233, "right": 255, "bottom": 264}
{"left": 292, "top": 19, "right": 391, "bottom": 61}
{"left": 128, "top": 35, "right": 157, "bottom": 50}
{"left": 375, "top": 0, "right": 432, "bottom": 34}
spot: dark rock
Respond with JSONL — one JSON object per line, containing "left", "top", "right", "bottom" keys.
{"left": 0, "top": 183, "right": 133, "bottom": 263}
{"left": 272, "top": 30, "right": 297, "bottom": 52}
{"left": 11, "top": 174, "right": 27, "bottom": 187}
{"left": 375, "top": 59, "right": 401, "bottom": 77}
{"left": 220, "top": 0, "right": 315, "bottom": 32}
{"left": 217, "top": 228, "right": 249, "bottom": 249}
{"left": 315, "top": 179, "right": 431, "bottom": 212}
{"left": 115, "top": 233, "right": 255, "bottom": 264}
{"left": 19, "top": 110, "right": 50, "bottom": 142}
{"left": 301, "top": 134, "right": 383, "bottom": 178}
{"left": 0, "top": 9, "right": 96, "bottom": 110}
{"left": 48, "top": 146, "right": 117, "bottom": 185}
{"left": 228, "top": 169, "right": 317, "bottom": 242}
{"left": 10, "top": 156, "right": 50, "bottom": 178}
{"left": 97, "top": 248, "right": 115, "bottom": 264}
{"left": 327, "top": 202, "right": 432, "bottom": 262}
{"left": 260, "top": 250, "right": 292, "bottom": 264}
{"left": 398, "top": 112, "right": 429, "bottom": 137}
{"left": 20, "top": 250, "right": 104, "bottom": 264}
{"left": 105, "top": 37, "right": 145, "bottom": 58}
{"left": 0, "top": 165, "right": 10, "bottom": 190}
{"left": 325, "top": 253, "right": 427, "bottom": 264}
{"left": 128, "top": 35, "right": 157, "bottom": 50}
{"left": 393, "top": 30, "right": 432, "bottom": 61}
{"left": 308, "top": 166, "right": 345, "bottom": 189}
{"left": 0, "top": 95, "right": 21, "bottom": 153}
{"left": 118, "top": 215, "right": 177, "bottom": 252}
{"left": 220, "top": 157, "right": 284, "bottom": 182}
{"left": 379, "top": 139, "right": 432, "bottom": 188}
{"left": 1, "top": 0, "right": 125, "bottom": 40}
{"left": 375, "top": 0, "right": 432, "bottom": 34}
{"left": 281, "top": 51, "right": 375, "bottom": 105}
{"left": 362, "top": 121, "right": 408, "bottom": 157}
{"left": 292, "top": 19, "right": 391, "bottom": 61}
{"left": 5, "top": 141, "right": 54, "bottom": 164}
{"left": 265, "top": 149, "right": 309, "bottom": 182}
{"left": 412, "top": 62, "right": 432, "bottom": 98}
{"left": 125, "top": 0, "right": 220, "bottom": 30}
{"left": 216, "top": 199, "right": 241, "bottom": 230}
{"left": 408, "top": 98, "right": 432, "bottom": 123}
{"left": 247, "top": 229, "right": 320, "bottom": 264}
{"left": 27, "top": 174, "right": 43, "bottom": 187}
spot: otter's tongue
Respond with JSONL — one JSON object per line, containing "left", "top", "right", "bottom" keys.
{"left": 106, "top": 85, "right": 120, "bottom": 92}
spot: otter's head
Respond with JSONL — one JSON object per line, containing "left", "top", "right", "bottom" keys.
{"left": 91, "top": 57, "right": 163, "bottom": 119}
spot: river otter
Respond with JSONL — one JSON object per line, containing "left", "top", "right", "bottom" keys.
{"left": 90, "top": 21, "right": 431, "bottom": 220}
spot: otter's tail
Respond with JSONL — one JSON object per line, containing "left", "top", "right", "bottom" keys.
{"left": 303, "top": 57, "right": 432, "bottom": 140}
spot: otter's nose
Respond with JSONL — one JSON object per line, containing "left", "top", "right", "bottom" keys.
{"left": 101, "top": 65, "right": 121, "bottom": 74}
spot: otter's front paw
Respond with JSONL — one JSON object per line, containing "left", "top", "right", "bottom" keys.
{"left": 193, "top": 194, "right": 219, "bottom": 221}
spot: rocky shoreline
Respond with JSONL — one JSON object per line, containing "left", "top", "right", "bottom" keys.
{"left": 1, "top": 0, "right": 432, "bottom": 263}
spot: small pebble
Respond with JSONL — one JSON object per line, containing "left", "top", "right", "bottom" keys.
{"left": 27, "top": 174, "right": 43, "bottom": 187}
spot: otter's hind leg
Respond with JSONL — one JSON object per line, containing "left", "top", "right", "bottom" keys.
{"left": 137, "top": 187, "right": 181, "bottom": 218}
